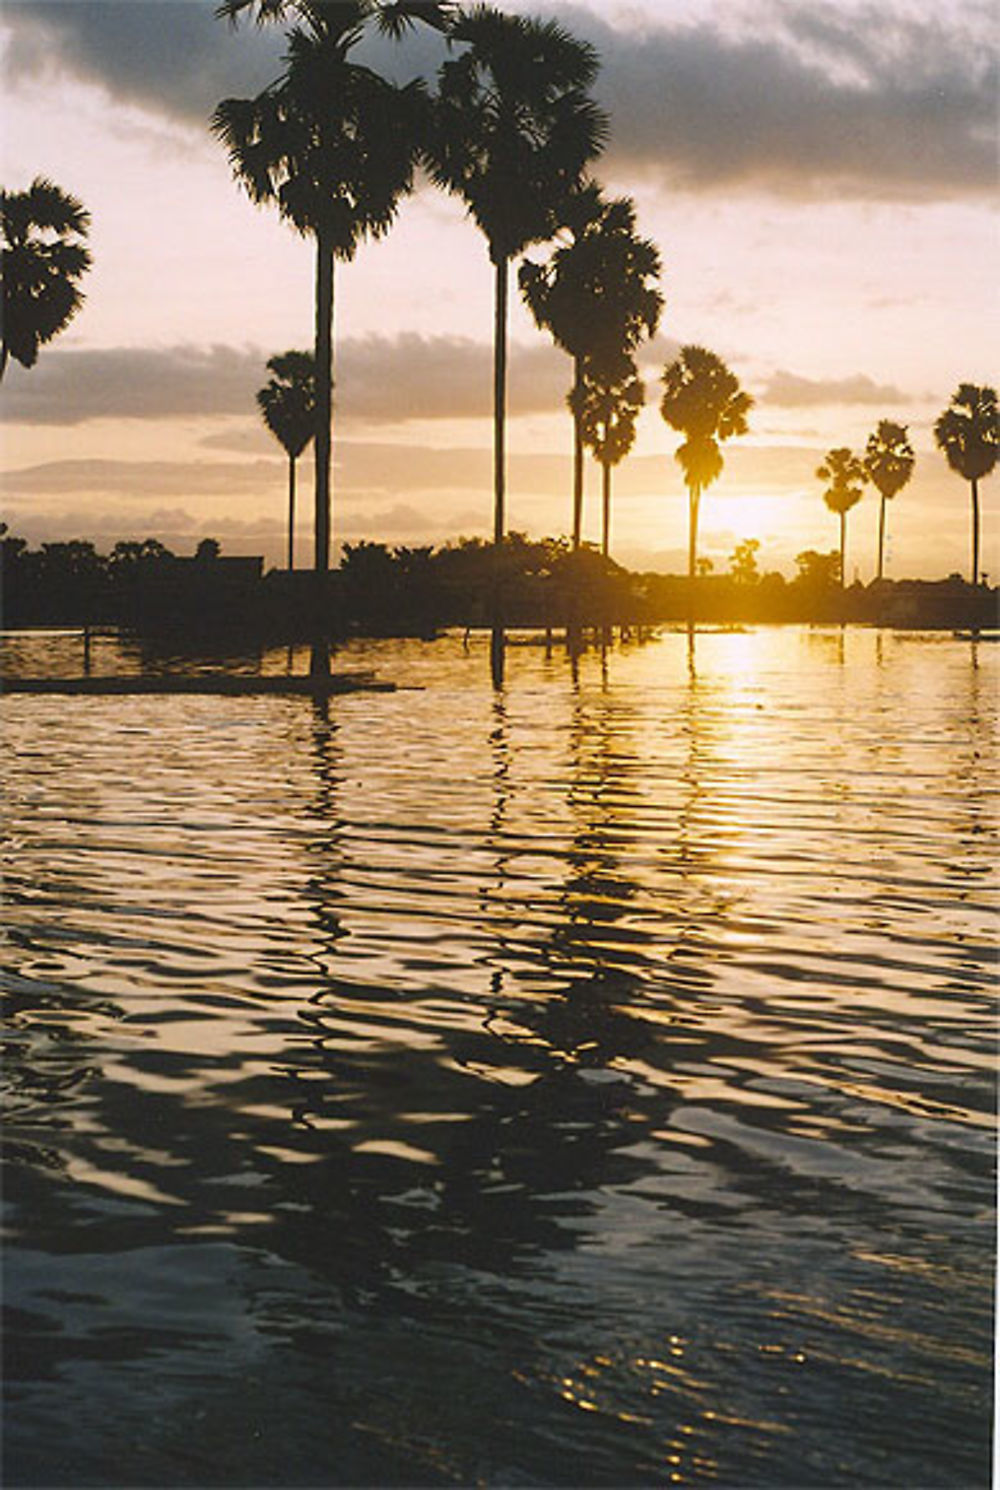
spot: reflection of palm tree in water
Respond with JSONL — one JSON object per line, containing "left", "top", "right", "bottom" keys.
{"left": 301, "top": 699, "right": 348, "bottom": 967}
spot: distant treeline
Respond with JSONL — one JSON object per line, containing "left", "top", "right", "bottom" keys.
{"left": 2, "top": 532, "right": 996, "bottom": 637}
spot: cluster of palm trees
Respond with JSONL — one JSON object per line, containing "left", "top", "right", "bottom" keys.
{"left": 817, "top": 387, "right": 998, "bottom": 589}
{"left": 213, "top": 0, "right": 650, "bottom": 671}
{"left": 2, "top": 1, "right": 996, "bottom": 630}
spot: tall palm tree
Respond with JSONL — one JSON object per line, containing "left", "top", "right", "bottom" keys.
{"left": 864, "top": 419, "right": 914, "bottom": 582}
{"left": 934, "top": 384, "right": 998, "bottom": 585}
{"left": 427, "top": 6, "right": 607, "bottom": 564}
{"left": 816, "top": 447, "right": 868, "bottom": 587}
{"left": 213, "top": 9, "right": 428, "bottom": 671}
{"left": 576, "top": 355, "right": 644, "bottom": 559}
{"left": 257, "top": 350, "right": 316, "bottom": 571}
{"left": 519, "top": 184, "right": 662, "bottom": 549}
{"left": 660, "top": 346, "right": 752, "bottom": 595}
{"left": 1, "top": 177, "right": 91, "bottom": 381}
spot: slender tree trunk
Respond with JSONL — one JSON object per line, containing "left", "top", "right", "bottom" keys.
{"left": 571, "top": 357, "right": 584, "bottom": 551}
{"left": 312, "top": 231, "right": 334, "bottom": 678}
{"left": 287, "top": 455, "right": 296, "bottom": 573}
{"left": 0, "top": 344, "right": 8, "bottom": 383}
{"left": 839, "top": 512, "right": 846, "bottom": 589}
{"left": 971, "top": 478, "right": 980, "bottom": 585}
{"left": 601, "top": 458, "right": 611, "bottom": 559}
{"left": 491, "top": 254, "right": 508, "bottom": 688}
{"left": 493, "top": 255, "right": 508, "bottom": 548}
{"left": 877, "top": 496, "right": 886, "bottom": 582}
{"left": 687, "top": 484, "right": 700, "bottom": 630}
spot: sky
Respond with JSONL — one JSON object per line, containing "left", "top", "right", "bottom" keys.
{"left": 1, "top": 0, "right": 997, "bottom": 578}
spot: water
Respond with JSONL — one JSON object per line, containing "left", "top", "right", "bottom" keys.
{"left": 2, "top": 628, "right": 995, "bottom": 1488}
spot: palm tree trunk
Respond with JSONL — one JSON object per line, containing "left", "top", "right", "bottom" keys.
{"left": 687, "top": 484, "right": 700, "bottom": 630}
{"left": 877, "top": 496, "right": 886, "bottom": 582}
{"left": 287, "top": 454, "right": 296, "bottom": 573}
{"left": 571, "top": 358, "right": 584, "bottom": 551}
{"left": 971, "top": 478, "right": 980, "bottom": 585}
{"left": 839, "top": 512, "right": 846, "bottom": 588}
{"left": 601, "top": 458, "right": 611, "bottom": 559}
{"left": 493, "top": 255, "right": 508, "bottom": 549}
{"left": 312, "top": 231, "right": 334, "bottom": 678}
{"left": 0, "top": 344, "right": 7, "bottom": 383}
{"left": 491, "top": 253, "right": 508, "bottom": 688}
{"left": 687, "top": 486, "right": 700, "bottom": 583}
{"left": 314, "top": 234, "right": 333, "bottom": 574}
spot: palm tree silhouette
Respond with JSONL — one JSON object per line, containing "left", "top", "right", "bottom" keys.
{"left": 214, "top": 2, "right": 444, "bottom": 672}
{"left": 427, "top": 5, "right": 607, "bottom": 659}
{"left": 816, "top": 447, "right": 868, "bottom": 587}
{"left": 257, "top": 350, "right": 316, "bottom": 571}
{"left": 934, "top": 384, "right": 998, "bottom": 586}
{"left": 576, "top": 356, "right": 644, "bottom": 560}
{"left": 1, "top": 177, "right": 91, "bottom": 382}
{"left": 660, "top": 346, "right": 752, "bottom": 600}
{"left": 864, "top": 419, "right": 914, "bottom": 582}
{"left": 520, "top": 185, "right": 662, "bottom": 550}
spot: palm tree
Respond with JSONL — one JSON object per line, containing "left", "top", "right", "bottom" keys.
{"left": 816, "top": 447, "right": 868, "bottom": 587}
{"left": 213, "top": 8, "right": 429, "bottom": 671}
{"left": 576, "top": 355, "right": 644, "bottom": 559}
{"left": 519, "top": 184, "right": 662, "bottom": 549}
{"left": 257, "top": 350, "right": 316, "bottom": 571}
{"left": 934, "top": 384, "right": 999, "bottom": 585}
{"left": 1, "top": 177, "right": 91, "bottom": 381}
{"left": 865, "top": 419, "right": 914, "bottom": 581}
{"left": 660, "top": 346, "right": 753, "bottom": 597}
{"left": 427, "top": 6, "right": 607, "bottom": 570}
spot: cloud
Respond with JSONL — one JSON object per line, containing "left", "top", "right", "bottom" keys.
{"left": 762, "top": 370, "right": 915, "bottom": 407}
{"left": 2, "top": 0, "right": 993, "bottom": 199}
{"left": 0, "top": 345, "right": 266, "bottom": 426}
{"left": 2, "top": 457, "right": 282, "bottom": 498}
{"left": 0, "top": 336, "right": 575, "bottom": 427}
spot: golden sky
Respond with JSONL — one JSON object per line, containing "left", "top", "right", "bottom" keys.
{"left": 1, "top": 0, "right": 996, "bottom": 578}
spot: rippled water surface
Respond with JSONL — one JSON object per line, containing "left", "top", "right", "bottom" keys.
{"left": 2, "top": 629, "right": 996, "bottom": 1488}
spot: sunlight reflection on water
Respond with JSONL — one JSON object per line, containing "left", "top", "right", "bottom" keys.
{"left": 2, "top": 628, "right": 996, "bottom": 1487}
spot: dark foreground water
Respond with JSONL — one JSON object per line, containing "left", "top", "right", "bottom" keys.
{"left": 2, "top": 628, "right": 995, "bottom": 1488}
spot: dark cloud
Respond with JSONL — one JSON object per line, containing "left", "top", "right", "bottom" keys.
{"left": 576, "top": 1, "right": 996, "bottom": 198}
{"left": 763, "top": 369, "right": 915, "bottom": 407}
{"left": 2, "top": 0, "right": 993, "bottom": 198}
{"left": 0, "top": 0, "right": 283, "bottom": 129}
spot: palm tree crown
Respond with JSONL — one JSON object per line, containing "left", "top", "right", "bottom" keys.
{"left": 660, "top": 346, "right": 752, "bottom": 589}
{"left": 429, "top": 7, "right": 607, "bottom": 266}
{"left": 865, "top": 419, "right": 914, "bottom": 581}
{"left": 257, "top": 349, "right": 316, "bottom": 459}
{"left": 213, "top": 27, "right": 426, "bottom": 259}
{"left": 935, "top": 384, "right": 998, "bottom": 483}
{"left": 865, "top": 419, "right": 914, "bottom": 501}
{"left": 519, "top": 184, "right": 662, "bottom": 370}
{"left": 934, "top": 383, "right": 998, "bottom": 585}
{"left": 1, "top": 177, "right": 92, "bottom": 381}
